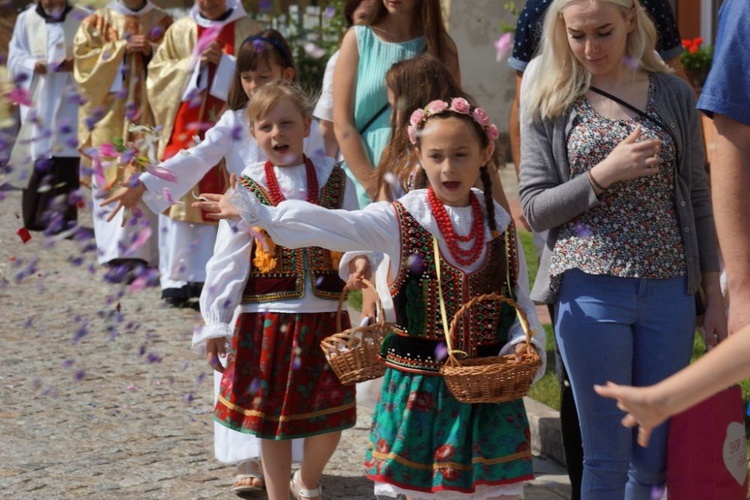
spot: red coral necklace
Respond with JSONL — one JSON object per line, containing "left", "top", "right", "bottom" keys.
{"left": 427, "top": 187, "right": 485, "bottom": 266}
{"left": 264, "top": 155, "right": 319, "bottom": 206}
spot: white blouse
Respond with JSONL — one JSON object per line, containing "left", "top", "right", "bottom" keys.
{"left": 194, "top": 156, "right": 359, "bottom": 347}
{"left": 141, "top": 109, "right": 327, "bottom": 215}
{"left": 229, "top": 187, "right": 548, "bottom": 378}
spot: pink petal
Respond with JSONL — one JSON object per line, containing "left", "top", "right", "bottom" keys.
{"left": 99, "top": 143, "right": 118, "bottom": 158}
{"left": 146, "top": 165, "right": 177, "bottom": 183}
{"left": 190, "top": 25, "right": 222, "bottom": 66}
{"left": 126, "top": 226, "right": 152, "bottom": 254}
{"left": 162, "top": 187, "right": 181, "bottom": 206}
{"left": 494, "top": 32, "right": 513, "bottom": 62}
{"left": 7, "top": 87, "right": 32, "bottom": 106}
{"left": 127, "top": 276, "right": 148, "bottom": 292}
{"left": 91, "top": 155, "right": 107, "bottom": 187}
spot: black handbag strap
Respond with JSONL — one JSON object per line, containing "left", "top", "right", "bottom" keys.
{"left": 358, "top": 102, "right": 390, "bottom": 135}
{"left": 589, "top": 85, "right": 680, "bottom": 163}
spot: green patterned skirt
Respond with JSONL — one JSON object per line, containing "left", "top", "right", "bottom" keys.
{"left": 364, "top": 366, "right": 534, "bottom": 496}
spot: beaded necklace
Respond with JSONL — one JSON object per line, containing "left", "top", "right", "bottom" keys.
{"left": 427, "top": 187, "right": 485, "bottom": 266}
{"left": 263, "top": 155, "right": 319, "bottom": 206}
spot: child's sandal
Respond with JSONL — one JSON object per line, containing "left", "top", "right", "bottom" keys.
{"left": 231, "top": 459, "right": 264, "bottom": 493}
{"left": 290, "top": 469, "right": 322, "bottom": 499}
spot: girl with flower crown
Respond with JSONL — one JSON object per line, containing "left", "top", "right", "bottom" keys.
{"left": 195, "top": 97, "right": 547, "bottom": 499}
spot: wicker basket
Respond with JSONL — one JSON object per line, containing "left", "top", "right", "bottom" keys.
{"left": 440, "top": 293, "right": 541, "bottom": 404}
{"left": 320, "top": 279, "right": 394, "bottom": 385}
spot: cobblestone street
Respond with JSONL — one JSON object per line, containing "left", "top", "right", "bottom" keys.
{"left": 0, "top": 187, "right": 569, "bottom": 499}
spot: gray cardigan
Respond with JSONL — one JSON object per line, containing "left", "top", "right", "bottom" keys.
{"left": 519, "top": 72, "right": 720, "bottom": 304}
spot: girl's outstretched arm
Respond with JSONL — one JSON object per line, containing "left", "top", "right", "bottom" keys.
{"left": 195, "top": 180, "right": 398, "bottom": 262}
{"left": 595, "top": 322, "right": 750, "bottom": 447}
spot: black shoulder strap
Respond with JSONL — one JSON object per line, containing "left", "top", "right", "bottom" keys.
{"left": 589, "top": 85, "right": 679, "bottom": 162}
{"left": 358, "top": 102, "right": 390, "bottom": 135}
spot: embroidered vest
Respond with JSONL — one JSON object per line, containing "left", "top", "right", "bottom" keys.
{"left": 382, "top": 201, "right": 520, "bottom": 374}
{"left": 239, "top": 165, "right": 347, "bottom": 303}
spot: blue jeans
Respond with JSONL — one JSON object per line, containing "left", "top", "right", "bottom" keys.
{"left": 555, "top": 269, "right": 695, "bottom": 500}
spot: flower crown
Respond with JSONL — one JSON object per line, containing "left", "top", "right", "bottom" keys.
{"left": 407, "top": 98, "right": 500, "bottom": 145}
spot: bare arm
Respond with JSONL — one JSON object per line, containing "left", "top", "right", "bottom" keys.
{"left": 711, "top": 114, "right": 750, "bottom": 333}
{"left": 333, "top": 29, "right": 377, "bottom": 200}
{"left": 317, "top": 119, "right": 340, "bottom": 158}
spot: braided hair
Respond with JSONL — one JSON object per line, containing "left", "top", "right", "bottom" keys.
{"left": 479, "top": 165, "right": 498, "bottom": 237}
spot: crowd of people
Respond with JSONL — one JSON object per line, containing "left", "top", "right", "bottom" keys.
{"left": 2, "top": 0, "right": 749, "bottom": 499}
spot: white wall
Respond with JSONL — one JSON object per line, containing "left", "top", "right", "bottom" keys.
{"left": 443, "top": 0, "right": 518, "bottom": 135}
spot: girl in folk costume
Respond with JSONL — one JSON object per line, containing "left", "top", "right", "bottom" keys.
{"left": 194, "top": 81, "right": 359, "bottom": 500}
{"left": 103, "top": 30, "right": 314, "bottom": 492}
{"left": 196, "top": 99, "right": 547, "bottom": 499}
{"left": 73, "top": 0, "right": 172, "bottom": 268}
{"left": 8, "top": 0, "right": 88, "bottom": 234}
{"left": 373, "top": 53, "right": 512, "bottom": 210}
{"left": 141, "top": 0, "right": 260, "bottom": 306}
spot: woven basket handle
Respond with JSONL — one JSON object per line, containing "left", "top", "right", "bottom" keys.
{"left": 336, "top": 278, "right": 385, "bottom": 332}
{"left": 445, "top": 293, "right": 535, "bottom": 363}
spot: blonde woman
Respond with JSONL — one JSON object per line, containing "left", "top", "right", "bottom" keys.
{"left": 518, "top": 0, "right": 725, "bottom": 497}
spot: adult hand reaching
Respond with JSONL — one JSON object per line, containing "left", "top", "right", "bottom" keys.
{"left": 594, "top": 382, "right": 670, "bottom": 447}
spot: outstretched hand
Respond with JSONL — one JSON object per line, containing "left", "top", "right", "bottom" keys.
{"left": 192, "top": 175, "right": 241, "bottom": 221}
{"left": 101, "top": 182, "right": 147, "bottom": 226}
{"left": 594, "top": 382, "right": 670, "bottom": 447}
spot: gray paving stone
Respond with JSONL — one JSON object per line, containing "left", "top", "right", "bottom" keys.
{"left": 0, "top": 188, "right": 570, "bottom": 499}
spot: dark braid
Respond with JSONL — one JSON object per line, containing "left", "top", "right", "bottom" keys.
{"left": 479, "top": 166, "right": 498, "bottom": 237}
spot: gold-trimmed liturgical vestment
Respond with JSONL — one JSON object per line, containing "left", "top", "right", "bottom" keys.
{"left": 73, "top": 0, "right": 172, "bottom": 187}
{"left": 146, "top": 2, "right": 259, "bottom": 224}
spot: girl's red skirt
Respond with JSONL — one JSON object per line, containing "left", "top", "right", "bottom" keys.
{"left": 214, "top": 311, "right": 356, "bottom": 439}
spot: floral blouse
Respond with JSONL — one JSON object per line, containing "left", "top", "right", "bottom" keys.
{"left": 549, "top": 78, "right": 686, "bottom": 289}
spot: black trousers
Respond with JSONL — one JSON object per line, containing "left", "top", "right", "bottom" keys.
{"left": 22, "top": 157, "right": 80, "bottom": 233}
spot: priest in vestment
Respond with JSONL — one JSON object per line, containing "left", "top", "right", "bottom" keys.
{"left": 146, "top": 0, "right": 259, "bottom": 306}
{"left": 73, "top": 0, "right": 172, "bottom": 270}
{"left": 8, "top": 0, "right": 88, "bottom": 234}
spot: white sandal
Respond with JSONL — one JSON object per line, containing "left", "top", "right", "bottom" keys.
{"left": 231, "top": 459, "right": 264, "bottom": 493}
{"left": 290, "top": 469, "right": 322, "bottom": 499}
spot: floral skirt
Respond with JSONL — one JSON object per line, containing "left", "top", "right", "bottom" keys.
{"left": 365, "top": 367, "right": 533, "bottom": 495}
{"left": 214, "top": 311, "right": 356, "bottom": 439}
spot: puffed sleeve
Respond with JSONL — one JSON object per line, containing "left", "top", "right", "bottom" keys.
{"left": 497, "top": 237, "right": 547, "bottom": 382}
{"left": 141, "top": 109, "right": 237, "bottom": 214}
{"left": 229, "top": 183, "right": 398, "bottom": 258}
{"left": 194, "top": 218, "right": 253, "bottom": 348}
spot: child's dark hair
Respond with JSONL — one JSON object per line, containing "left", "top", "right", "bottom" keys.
{"left": 416, "top": 109, "right": 498, "bottom": 236}
{"left": 343, "top": 0, "right": 369, "bottom": 27}
{"left": 376, "top": 54, "right": 470, "bottom": 199}
{"left": 226, "top": 29, "right": 296, "bottom": 111}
